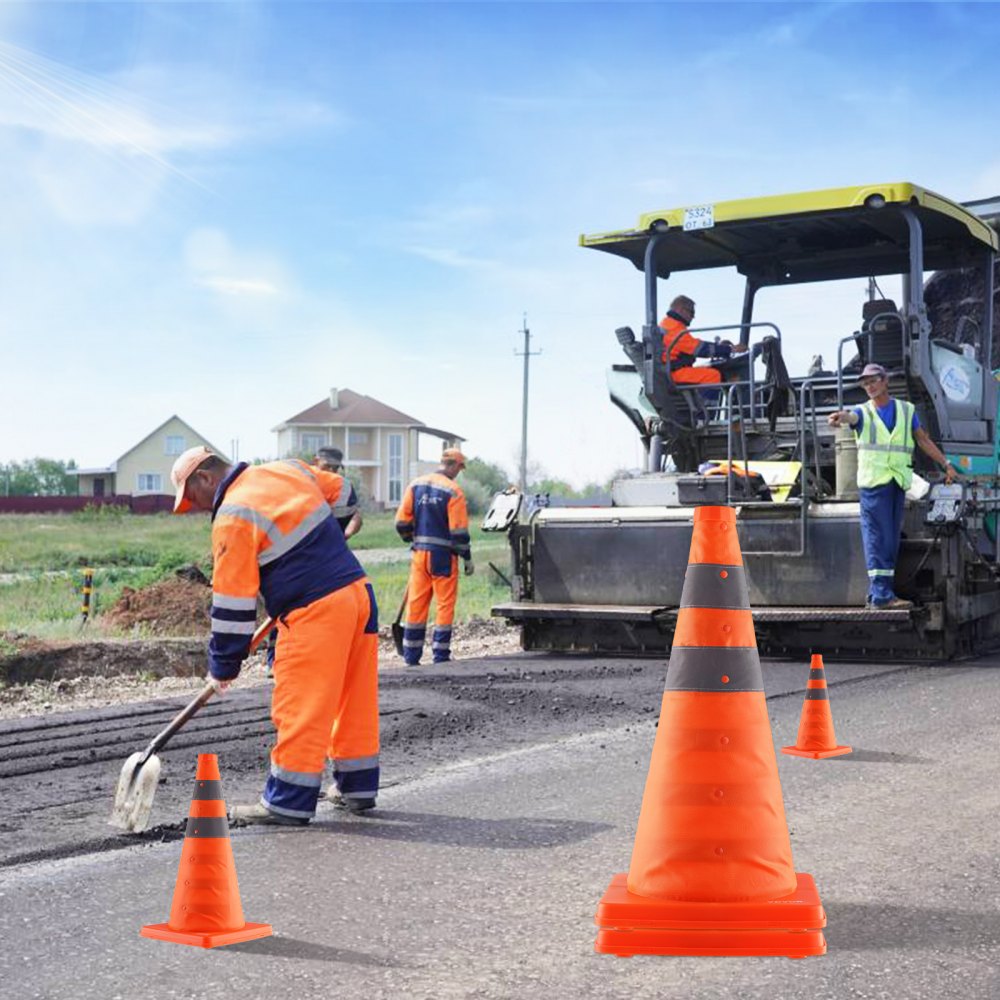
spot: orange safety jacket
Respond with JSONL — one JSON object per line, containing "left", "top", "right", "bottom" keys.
{"left": 395, "top": 472, "right": 471, "bottom": 576}
{"left": 660, "top": 311, "right": 732, "bottom": 370}
{"left": 208, "top": 459, "right": 365, "bottom": 680}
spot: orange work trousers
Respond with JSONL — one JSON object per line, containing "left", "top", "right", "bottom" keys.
{"left": 673, "top": 365, "right": 722, "bottom": 385}
{"left": 402, "top": 549, "right": 458, "bottom": 665}
{"left": 262, "top": 577, "right": 379, "bottom": 820}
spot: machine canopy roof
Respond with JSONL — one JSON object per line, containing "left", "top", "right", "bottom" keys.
{"left": 580, "top": 182, "right": 998, "bottom": 286}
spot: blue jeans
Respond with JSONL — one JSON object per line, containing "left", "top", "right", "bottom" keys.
{"left": 859, "top": 483, "right": 905, "bottom": 605}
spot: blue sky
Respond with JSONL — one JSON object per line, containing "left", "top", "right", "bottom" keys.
{"left": 2, "top": 1, "right": 1000, "bottom": 486}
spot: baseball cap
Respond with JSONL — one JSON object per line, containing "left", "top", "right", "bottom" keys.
{"left": 441, "top": 448, "right": 467, "bottom": 469}
{"left": 859, "top": 363, "right": 888, "bottom": 381}
{"left": 170, "top": 445, "right": 215, "bottom": 513}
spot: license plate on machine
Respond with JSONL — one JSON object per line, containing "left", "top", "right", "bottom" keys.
{"left": 683, "top": 204, "right": 715, "bottom": 231}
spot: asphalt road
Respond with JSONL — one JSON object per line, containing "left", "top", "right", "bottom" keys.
{"left": 1, "top": 655, "right": 998, "bottom": 999}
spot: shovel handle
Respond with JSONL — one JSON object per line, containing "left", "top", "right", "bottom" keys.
{"left": 137, "top": 616, "right": 275, "bottom": 764}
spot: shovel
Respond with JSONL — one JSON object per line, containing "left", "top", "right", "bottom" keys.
{"left": 391, "top": 586, "right": 409, "bottom": 657}
{"left": 110, "top": 617, "right": 274, "bottom": 833}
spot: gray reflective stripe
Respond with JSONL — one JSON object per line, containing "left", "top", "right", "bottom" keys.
{"left": 868, "top": 568, "right": 894, "bottom": 577}
{"left": 402, "top": 638, "right": 424, "bottom": 648}
{"left": 432, "top": 626, "right": 453, "bottom": 634}
{"left": 402, "top": 623, "right": 426, "bottom": 632}
{"left": 216, "top": 503, "right": 282, "bottom": 544}
{"left": 212, "top": 593, "right": 258, "bottom": 611}
{"left": 804, "top": 688, "right": 830, "bottom": 701}
{"left": 283, "top": 459, "right": 317, "bottom": 482}
{"left": 333, "top": 755, "right": 379, "bottom": 772}
{"left": 857, "top": 443, "right": 912, "bottom": 454}
{"left": 680, "top": 564, "right": 748, "bottom": 610}
{"left": 262, "top": 798, "right": 314, "bottom": 819}
{"left": 418, "top": 477, "right": 457, "bottom": 496}
{"left": 270, "top": 763, "right": 322, "bottom": 788}
{"left": 808, "top": 668, "right": 826, "bottom": 680}
{"left": 665, "top": 646, "right": 764, "bottom": 692}
{"left": 211, "top": 618, "right": 256, "bottom": 635}
{"left": 259, "top": 503, "right": 332, "bottom": 566}
{"left": 414, "top": 535, "right": 454, "bottom": 548}
{"left": 191, "top": 779, "right": 223, "bottom": 800}
{"left": 184, "top": 816, "right": 230, "bottom": 839}
{"left": 332, "top": 504, "right": 357, "bottom": 518}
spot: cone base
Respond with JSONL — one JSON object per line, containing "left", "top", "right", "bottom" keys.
{"left": 594, "top": 872, "right": 826, "bottom": 958}
{"left": 140, "top": 921, "right": 273, "bottom": 949}
{"left": 781, "top": 744, "right": 852, "bottom": 759}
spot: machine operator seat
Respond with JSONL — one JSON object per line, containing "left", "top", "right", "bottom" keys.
{"left": 615, "top": 326, "right": 707, "bottom": 427}
{"left": 855, "top": 299, "right": 905, "bottom": 372}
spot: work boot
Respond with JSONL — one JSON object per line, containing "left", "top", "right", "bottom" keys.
{"left": 884, "top": 597, "right": 914, "bottom": 610}
{"left": 228, "top": 802, "right": 308, "bottom": 827}
{"left": 327, "top": 789, "right": 377, "bottom": 815}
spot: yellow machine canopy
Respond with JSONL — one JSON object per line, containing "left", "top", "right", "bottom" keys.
{"left": 580, "top": 182, "right": 998, "bottom": 285}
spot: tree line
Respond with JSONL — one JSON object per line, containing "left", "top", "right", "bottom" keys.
{"left": 0, "top": 458, "right": 78, "bottom": 496}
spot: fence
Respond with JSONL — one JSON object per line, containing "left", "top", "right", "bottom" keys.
{"left": 0, "top": 494, "right": 177, "bottom": 515}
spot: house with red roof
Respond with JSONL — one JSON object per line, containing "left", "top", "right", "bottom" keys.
{"left": 272, "top": 388, "right": 464, "bottom": 507}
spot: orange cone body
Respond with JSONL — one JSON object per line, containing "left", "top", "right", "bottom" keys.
{"left": 141, "top": 754, "right": 272, "bottom": 948}
{"left": 782, "top": 655, "right": 852, "bottom": 759}
{"left": 594, "top": 505, "right": 827, "bottom": 958}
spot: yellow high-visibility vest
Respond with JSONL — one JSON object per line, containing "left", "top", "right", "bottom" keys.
{"left": 854, "top": 399, "right": 915, "bottom": 490}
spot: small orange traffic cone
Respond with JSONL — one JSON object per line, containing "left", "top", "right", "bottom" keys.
{"left": 782, "top": 655, "right": 852, "bottom": 759}
{"left": 594, "top": 505, "right": 826, "bottom": 958}
{"left": 141, "top": 753, "right": 272, "bottom": 948}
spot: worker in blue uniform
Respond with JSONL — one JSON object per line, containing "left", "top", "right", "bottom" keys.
{"left": 828, "top": 364, "right": 957, "bottom": 608}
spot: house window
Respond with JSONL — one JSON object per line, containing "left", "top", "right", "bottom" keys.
{"left": 137, "top": 473, "right": 162, "bottom": 493}
{"left": 388, "top": 434, "right": 403, "bottom": 504}
{"left": 348, "top": 431, "right": 369, "bottom": 446}
{"left": 165, "top": 435, "right": 185, "bottom": 456}
{"left": 301, "top": 432, "right": 326, "bottom": 454}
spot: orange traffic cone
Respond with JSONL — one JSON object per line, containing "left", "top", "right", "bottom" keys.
{"left": 594, "top": 505, "right": 827, "bottom": 958}
{"left": 782, "top": 654, "right": 852, "bottom": 759}
{"left": 141, "top": 753, "right": 272, "bottom": 948}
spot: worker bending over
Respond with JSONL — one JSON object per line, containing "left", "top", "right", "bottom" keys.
{"left": 828, "top": 363, "right": 957, "bottom": 609}
{"left": 170, "top": 446, "right": 379, "bottom": 825}
{"left": 395, "top": 448, "right": 472, "bottom": 666}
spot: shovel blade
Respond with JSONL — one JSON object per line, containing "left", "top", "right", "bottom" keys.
{"left": 110, "top": 751, "right": 161, "bottom": 833}
{"left": 391, "top": 621, "right": 405, "bottom": 658}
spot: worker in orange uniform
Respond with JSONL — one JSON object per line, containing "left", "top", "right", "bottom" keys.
{"left": 169, "top": 445, "right": 379, "bottom": 825}
{"left": 660, "top": 294, "right": 744, "bottom": 385}
{"left": 395, "top": 448, "right": 472, "bottom": 666}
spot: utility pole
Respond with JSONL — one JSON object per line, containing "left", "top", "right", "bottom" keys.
{"left": 515, "top": 313, "right": 541, "bottom": 492}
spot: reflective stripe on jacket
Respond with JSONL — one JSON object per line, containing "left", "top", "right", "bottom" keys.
{"left": 854, "top": 399, "right": 915, "bottom": 491}
{"left": 208, "top": 460, "right": 365, "bottom": 679}
{"left": 395, "top": 472, "right": 471, "bottom": 561}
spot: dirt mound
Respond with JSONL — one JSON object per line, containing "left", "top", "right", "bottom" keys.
{"left": 103, "top": 568, "right": 212, "bottom": 636}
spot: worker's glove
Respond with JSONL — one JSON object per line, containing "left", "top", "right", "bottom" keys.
{"left": 207, "top": 675, "right": 232, "bottom": 695}
{"left": 464, "top": 559, "right": 475, "bottom": 577}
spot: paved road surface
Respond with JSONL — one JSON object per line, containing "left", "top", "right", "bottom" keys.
{"left": 1, "top": 656, "right": 998, "bottom": 999}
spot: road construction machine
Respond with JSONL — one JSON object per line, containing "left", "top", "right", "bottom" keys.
{"left": 489, "top": 182, "right": 1000, "bottom": 660}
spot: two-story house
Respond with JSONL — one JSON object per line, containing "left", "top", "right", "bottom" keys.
{"left": 272, "top": 388, "right": 464, "bottom": 507}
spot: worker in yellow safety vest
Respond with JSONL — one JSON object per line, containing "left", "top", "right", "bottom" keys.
{"left": 828, "top": 363, "right": 957, "bottom": 608}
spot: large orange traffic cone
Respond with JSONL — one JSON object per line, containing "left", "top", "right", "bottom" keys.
{"left": 782, "top": 655, "right": 852, "bottom": 759}
{"left": 141, "top": 753, "right": 272, "bottom": 948}
{"left": 594, "top": 505, "right": 826, "bottom": 958}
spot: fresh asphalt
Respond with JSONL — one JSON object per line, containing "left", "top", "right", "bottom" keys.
{"left": 0, "top": 655, "right": 998, "bottom": 999}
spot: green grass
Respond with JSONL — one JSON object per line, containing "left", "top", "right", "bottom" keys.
{"left": 0, "top": 512, "right": 512, "bottom": 643}
{"left": 0, "top": 511, "right": 211, "bottom": 572}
